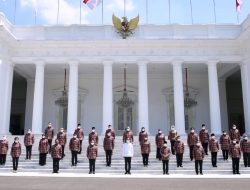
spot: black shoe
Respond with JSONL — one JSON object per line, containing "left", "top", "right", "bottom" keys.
{"left": 128, "top": 172, "right": 131, "bottom": 175}
{"left": 237, "top": 172, "right": 240, "bottom": 175}
{"left": 200, "top": 173, "right": 203, "bottom": 175}
{"left": 124, "top": 172, "right": 127, "bottom": 175}
{"left": 93, "top": 172, "right": 95, "bottom": 174}
{"left": 166, "top": 173, "right": 169, "bottom": 175}
{"left": 89, "top": 171, "right": 92, "bottom": 174}
{"left": 196, "top": 173, "right": 198, "bottom": 175}
{"left": 214, "top": 165, "right": 217, "bottom": 167}
{"left": 180, "top": 165, "right": 183, "bottom": 167}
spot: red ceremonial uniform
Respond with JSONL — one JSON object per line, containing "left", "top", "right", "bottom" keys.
{"left": 209, "top": 139, "right": 219, "bottom": 152}
{"left": 87, "top": 145, "right": 98, "bottom": 160}
{"left": 174, "top": 140, "right": 185, "bottom": 154}
{"left": 11, "top": 142, "right": 21, "bottom": 157}
{"left": 57, "top": 132, "right": 67, "bottom": 145}
{"left": 193, "top": 146, "right": 205, "bottom": 161}
{"left": 69, "top": 138, "right": 80, "bottom": 152}
{"left": 103, "top": 136, "right": 115, "bottom": 151}
{"left": 39, "top": 138, "right": 49, "bottom": 153}
{"left": 155, "top": 134, "right": 165, "bottom": 148}
{"left": 24, "top": 133, "right": 34, "bottom": 146}
{"left": 74, "top": 128, "right": 84, "bottom": 141}
{"left": 51, "top": 144, "right": 62, "bottom": 159}
{"left": 160, "top": 146, "right": 171, "bottom": 160}
{"left": 45, "top": 127, "right": 54, "bottom": 140}
{"left": 0, "top": 140, "right": 8, "bottom": 154}
{"left": 220, "top": 134, "right": 231, "bottom": 150}
{"left": 187, "top": 133, "right": 199, "bottom": 147}
{"left": 199, "top": 129, "right": 210, "bottom": 143}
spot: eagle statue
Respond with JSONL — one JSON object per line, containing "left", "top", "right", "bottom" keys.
{"left": 112, "top": 14, "right": 139, "bottom": 39}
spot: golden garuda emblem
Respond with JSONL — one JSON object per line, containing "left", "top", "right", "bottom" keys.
{"left": 112, "top": 14, "right": 139, "bottom": 39}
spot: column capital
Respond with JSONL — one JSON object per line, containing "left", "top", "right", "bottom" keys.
{"left": 68, "top": 60, "right": 79, "bottom": 66}
{"left": 103, "top": 60, "right": 114, "bottom": 66}
{"left": 206, "top": 60, "right": 219, "bottom": 66}
{"left": 137, "top": 60, "right": 149, "bottom": 66}
{"left": 34, "top": 60, "right": 45, "bottom": 66}
{"left": 172, "top": 60, "right": 183, "bottom": 66}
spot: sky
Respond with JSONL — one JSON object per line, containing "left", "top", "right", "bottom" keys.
{"left": 0, "top": 0, "right": 249, "bottom": 25}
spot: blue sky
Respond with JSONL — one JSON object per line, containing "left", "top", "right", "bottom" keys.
{"left": 0, "top": 0, "right": 249, "bottom": 25}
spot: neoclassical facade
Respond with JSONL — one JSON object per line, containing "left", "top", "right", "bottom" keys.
{"left": 1, "top": 12, "right": 250, "bottom": 136}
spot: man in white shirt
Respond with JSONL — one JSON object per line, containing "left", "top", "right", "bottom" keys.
{"left": 122, "top": 138, "right": 134, "bottom": 174}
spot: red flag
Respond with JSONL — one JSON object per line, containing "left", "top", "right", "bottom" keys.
{"left": 236, "top": 0, "right": 243, "bottom": 13}
{"left": 83, "top": 0, "right": 102, "bottom": 10}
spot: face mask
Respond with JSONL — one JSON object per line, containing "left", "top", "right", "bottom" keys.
{"left": 126, "top": 129, "right": 130, "bottom": 132}
{"left": 191, "top": 130, "right": 194, "bottom": 133}
{"left": 163, "top": 144, "right": 167, "bottom": 147}
{"left": 142, "top": 129, "right": 145, "bottom": 132}
{"left": 233, "top": 127, "right": 236, "bottom": 130}
{"left": 144, "top": 138, "right": 148, "bottom": 141}
{"left": 202, "top": 127, "right": 205, "bottom": 130}
{"left": 73, "top": 136, "right": 77, "bottom": 139}
{"left": 28, "top": 131, "right": 31, "bottom": 134}
{"left": 2, "top": 136, "right": 6, "bottom": 141}
{"left": 92, "top": 130, "right": 95, "bottom": 133}
{"left": 48, "top": 124, "right": 51, "bottom": 127}
{"left": 233, "top": 141, "right": 236, "bottom": 144}
{"left": 126, "top": 141, "right": 130, "bottom": 143}
{"left": 211, "top": 136, "right": 215, "bottom": 139}
{"left": 91, "top": 143, "right": 94, "bottom": 146}
{"left": 42, "top": 136, "right": 45, "bottom": 139}
{"left": 196, "top": 143, "right": 201, "bottom": 147}
{"left": 60, "top": 130, "right": 63, "bottom": 133}
{"left": 15, "top": 140, "right": 19, "bottom": 143}
{"left": 223, "top": 133, "right": 226, "bottom": 135}
{"left": 78, "top": 126, "right": 81, "bottom": 129}
{"left": 244, "top": 137, "right": 248, "bottom": 140}
{"left": 158, "top": 131, "right": 162, "bottom": 134}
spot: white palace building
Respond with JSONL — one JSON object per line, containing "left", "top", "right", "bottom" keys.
{"left": 1, "top": 12, "right": 250, "bottom": 137}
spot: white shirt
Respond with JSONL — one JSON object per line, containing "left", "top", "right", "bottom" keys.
{"left": 122, "top": 142, "right": 134, "bottom": 157}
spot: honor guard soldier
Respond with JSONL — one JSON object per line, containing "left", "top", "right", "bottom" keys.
{"left": 24, "top": 129, "right": 35, "bottom": 160}
{"left": 105, "top": 125, "right": 116, "bottom": 139}
{"left": 193, "top": 142, "right": 205, "bottom": 175}
{"left": 122, "top": 138, "right": 134, "bottom": 174}
{"left": 209, "top": 133, "right": 219, "bottom": 167}
{"left": 57, "top": 128, "right": 67, "bottom": 159}
{"left": 88, "top": 127, "right": 99, "bottom": 145}
{"left": 240, "top": 135, "right": 250, "bottom": 167}
{"left": 123, "top": 126, "right": 133, "bottom": 143}
{"left": 229, "top": 139, "right": 241, "bottom": 174}
{"left": 38, "top": 134, "right": 49, "bottom": 166}
{"left": 11, "top": 137, "right": 21, "bottom": 172}
{"left": 87, "top": 140, "right": 98, "bottom": 174}
{"left": 168, "top": 125, "right": 177, "bottom": 155}
{"left": 174, "top": 136, "right": 185, "bottom": 167}
{"left": 199, "top": 124, "right": 210, "bottom": 155}
{"left": 103, "top": 132, "right": 115, "bottom": 167}
{"left": 160, "top": 142, "right": 171, "bottom": 175}
{"left": 74, "top": 124, "right": 84, "bottom": 154}
{"left": 220, "top": 131, "right": 231, "bottom": 160}
{"left": 139, "top": 127, "right": 148, "bottom": 145}
{"left": 0, "top": 136, "right": 8, "bottom": 165}
{"left": 229, "top": 124, "right": 241, "bottom": 142}
{"left": 187, "top": 128, "right": 199, "bottom": 161}
{"left": 69, "top": 134, "right": 80, "bottom": 166}
{"left": 155, "top": 129, "right": 165, "bottom": 160}
{"left": 45, "top": 122, "right": 54, "bottom": 154}
{"left": 51, "top": 139, "right": 62, "bottom": 173}
{"left": 140, "top": 137, "right": 150, "bottom": 167}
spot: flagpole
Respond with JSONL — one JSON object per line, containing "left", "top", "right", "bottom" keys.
{"left": 212, "top": 0, "right": 216, "bottom": 24}
{"left": 80, "top": 0, "right": 82, "bottom": 24}
{"left": 102, "top": 0, "right": 104, "bottom": 24}
{"left": 57, "top": 0, "right": 60, "bottom": 24}
{"left": 189, "top": 0, "right": 193, "bottom": 24}
{"left": 168, "top": 0, "right": 171, "bottom": 24}
{"left": 14, "top": 0, "right": 17, "bottom": 24}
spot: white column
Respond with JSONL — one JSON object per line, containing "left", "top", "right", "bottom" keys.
{"left": 102, "top": 61, "right": 113, "bottom": 134}
{"left": 138, "top": 61, "right": 149, "bottom": 134}
{"left": 207, "top": 61, "right": 222, "bottom": 135}
{"left": 173, "top": 61, "right": 185, "bottom": 135}
{"left": 0, "top": 61, "right": 14, "bottom": 134}
{"left": 67, "top": 61, "right": 78, "bottom": 134}
{"left": 24, "top": 79, "right": 34, "bottom": 133}
{"left": 240, "top": 61, "right": 250, "bottom": 135}
{"left": 31, "top": 61, "right": 45, "bottom": 134}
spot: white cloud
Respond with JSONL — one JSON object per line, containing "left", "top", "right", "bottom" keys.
{"left": 106, "top": 0, "right": 135, "bottom": 12}
{"left": 20, "top": 0, "right": 90, "bottom": 25}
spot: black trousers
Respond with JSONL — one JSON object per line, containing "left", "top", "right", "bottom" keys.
{"left": 89, "top": 159, "right": 96, "bottom": 172}
{"left": 39, "top": 153, "right": 47, "bottom": 166}
{"left": 142, "top": 153, "right": 149, "bottom": 166}
{"left": 156, "top": 148, "right": 161, "bottom": 160}
{"left": 202, "top": 143, "right": 208, "bottom": 155}
{"left": 0, "top": 154, "right": 7, "bottom": 165}
{"left": 195, "top": 160, "right": 203, "bottom": 174}
{"left": 170, "top": 141, "right": 176, "bottom": 155}
{"left": 124, "top": 157, "right": 131, "bottom": 173}
{"left": 26, "top": 145, "right": 32, "bottom": 159}
{"left": 243, "top": 152, "right": 250, "bottom": 167}
{"left": 211, "top": 152, "right": 217, "bottom": 167}
{"left": 71, "top": 151, "right": 78, "bottom": 166}
{"left": 12, "top": 157, "right": 19, "bottom": 171}
{"left": 48, "top": 139, "right": 52, "bottom": 154}
{"left": 232, "top": 158, "right": 240, "bottom": 174}
{"left": 162, "top": 160, "right": 169, "bottom": 174}
{"left": 176, "top": 153, "right": 183, "bottom": 167}
{"left": 189, "top": 145, "right": 195, "bottom": 161}
{"left": 61, "top": 145, "right": 65, "bottom": 158}
{"left": 79, "top": 140, "right": 83, "bottom": 154}
{"left": 53, "top": 158, "right": 60, "bottom": 173}
{"left": 105, "top": 150, "right": 112, "bottom": 166}
{"left": 222, "top": 150, "right": 229, "bottom": 160}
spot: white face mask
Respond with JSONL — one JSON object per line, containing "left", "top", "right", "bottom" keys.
{"left": 191, "top": 130, "right": 194, "bottom": 133}
{"left": 211, "top": 136, "right": 215, "bottom": 139}
{"left": 73, "top": 136, "right": 77, "bottom": 138}
{"left": 48, "top": 124, "right": 51, "bottom": 127}
{"left": 196, "top": 143, "right": 201, "bottom": 147}
{"left": 244, "top": 137, "right": 248, "bottom": 140}
{"left": 78, "top": 126, "right": 81, "bottom": 129}
{"left": 233, "top": 126, "right": 236, "bottom": 130}
{"left": 92, "top": 130, "right": 95, "bottom": 133}
{"left": 126, "top": 129, "right": 130, "bottom": 132}
{"left": 163, "top": 144, "right": 167, "bottom": 147}
{"left": 60, "top": 130, "right": 63, "bottom": 133}
{"left": 42, "top": 136, "right": 45, "bottom": 139}
{"left": 158, "top": 131, "right": 162, "bottom": 134}
{"left": 91, "top": 143, "right": 94, "bottom": 145}
{"left": 233, "top": 141, "right": 237, "bottom": 144}
{"left": 223, "top": 133, "right": 226, "bottom": 135}
{"left": 126, "top": 141, "right": 130, "bottom": 143}
{"left": 142, "top": 129, "right": 145, "bottom": 132}
{"left": 15, "top": 140, "right": 19, "bottom": 143}
{"left": 202, "top": 127, "right": 205, "bottom": 130}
